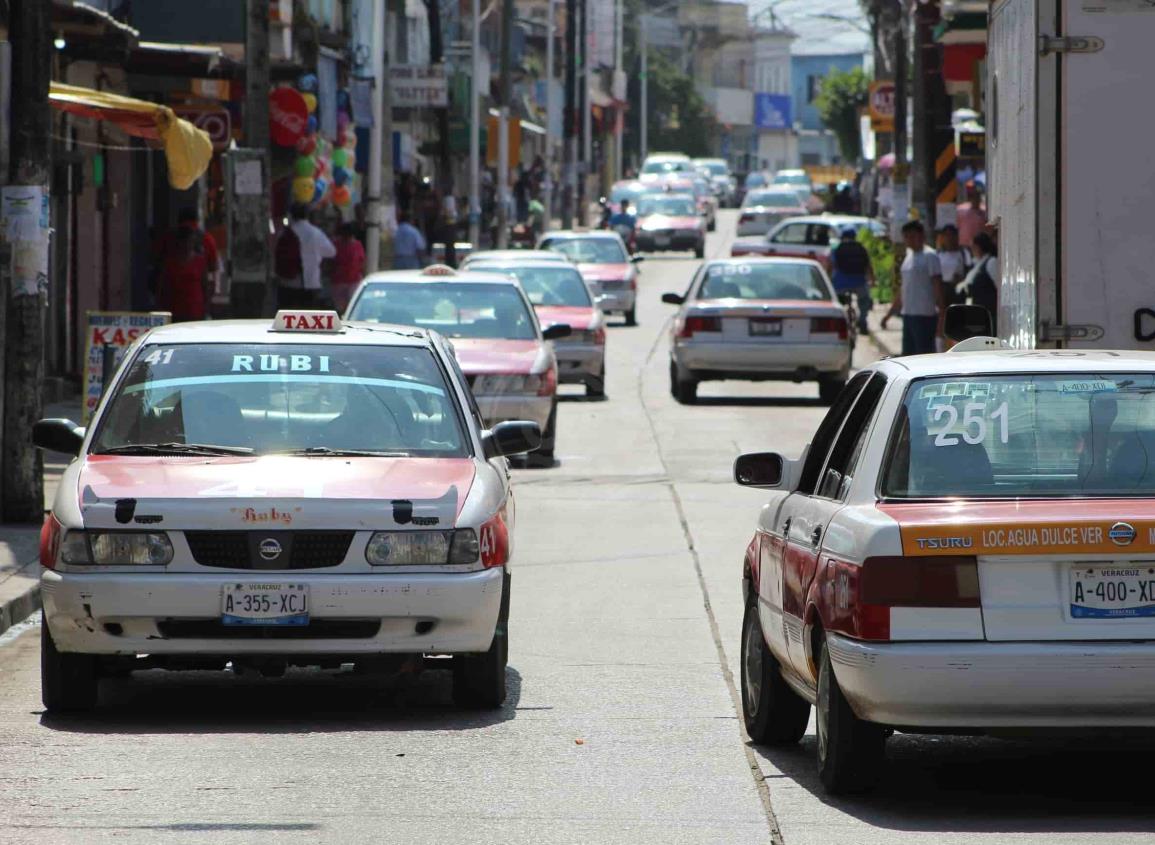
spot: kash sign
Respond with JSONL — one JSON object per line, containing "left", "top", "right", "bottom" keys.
{"left": 389, "top": 65, "right": 448, "bottom": 108}
{"left": 83, "top": 311, "right": 171, "bottom": 421}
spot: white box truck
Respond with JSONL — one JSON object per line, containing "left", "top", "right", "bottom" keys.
{"left": 988, "top": 0, "right": 1155, "bottom": 349}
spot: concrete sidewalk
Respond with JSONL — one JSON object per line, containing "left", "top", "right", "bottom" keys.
{"left": 0, "top": 398, "right": 82, "bottom": 636}
{"left": 865, "top": 302, "right": 902, "bottom": 358}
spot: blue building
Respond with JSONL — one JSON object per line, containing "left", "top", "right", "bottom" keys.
{"left": 790, "top": 52, "right": 865, "bottom": 165}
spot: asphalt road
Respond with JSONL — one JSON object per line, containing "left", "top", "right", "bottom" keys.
{"left": 2, "top": 211, "right": 1154, "bottom": 844}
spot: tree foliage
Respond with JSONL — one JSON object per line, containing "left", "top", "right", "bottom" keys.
{"left": 814, "top": 66, "right": 869, "bottom": 163}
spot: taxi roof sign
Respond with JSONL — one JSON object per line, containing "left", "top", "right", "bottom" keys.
{"left": 272, "top": 310, "right": 342, "bottom": 333}
{"left": 421, "top": 264, "right": 457, "bottom": 277}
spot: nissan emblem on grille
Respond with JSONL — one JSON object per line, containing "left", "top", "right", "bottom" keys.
{"left": 259, "top": 538, "right": 283, "bottom": 560}
{"left": 1109, "top": 522, "right": 1137, "bottom": 546}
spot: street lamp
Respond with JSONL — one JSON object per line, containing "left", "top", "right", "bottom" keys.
{"left": 640, "top": 1, "right": 680, "bottom": 163}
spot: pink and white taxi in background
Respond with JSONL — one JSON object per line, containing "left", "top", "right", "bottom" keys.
{"left": 464, "top": 257, "right": 608, "bottom": 398}
{"left": 634, "top": 193, "right": 706, "bottom": 258}
{"left": 732, "top": 215, "right": 885, "bottom": 270}
{"left": 346, "top": 266, "right": 570, "bottom": 466}
{"left": 33, "top": 310, "right": 544, "bottom": 713}
{"left": 735, "top": 348, "right": 1155, "bottom": 794}
{"left": 538, "top": 230, "right": 643, "bottom": 327}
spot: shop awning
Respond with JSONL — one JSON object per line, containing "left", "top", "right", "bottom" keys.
{"left": 48, "top": 82, "right": 213, "bottom": 190}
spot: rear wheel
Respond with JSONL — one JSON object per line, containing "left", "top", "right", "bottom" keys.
{"left": 670, "top": 361, "right": 698, "bottom": 405}
{"left": 816, "top": 638, "right": 886, "bottom": 794}
{"left": 694, "top": 241, "right": 705, "bottom": 259}
{"left": 624, "top": 306, "right": 637, "bottom": 327}
{"left": 708, "top": 217, "right": 717, "bottom": 232}
{"left": 453, "top": 576, "right": 510, "bottom": 709}
{"left": 741, "top": 597, "right": 810, "bottom": 745}
{"left": 818, "top": 376, "right": 846, "bottom": 405}
{"left": 41, "top": 612, "right": 99, "bottom": 713}
{"left": 585, "top": 366, "right": 606, "bottom": 398}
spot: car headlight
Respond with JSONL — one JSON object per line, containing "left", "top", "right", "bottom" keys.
{"left": 366, "top": 529, "right": 479, "bottom": 566}
{"left": 59, "top": 531, "right": 174, "bottom": 566}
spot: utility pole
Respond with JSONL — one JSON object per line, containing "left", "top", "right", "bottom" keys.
{"left": 563, "top": 0, "right": 577, "bottom": 228}
{"left": 542, "top": 0, "right": 556, "bottom": 231}
{"left": 576, "top": 0, "right": 588, "bottom": 226}
{"left": 469, "top": 0, "right": 482, "bottom": 248}
{"left": 891, "top": 5, "right": 909, "bottom": 251}
{"left": 237, "top": 0, "right": 271, "bottom": 317}
{"left": 366, "top": 0, "right": 386, "bottom": 270}
{"left": 613, "top": 0, "right": 623, "bottom": 181}
{"left": 910, "top": 0, "right": 930, "bottom": 225}
{"left": 2, "top": 0, "right": 50, "bottom": 521}
{"left": 639, "top": 13, "right": 648, "bottom": 162}
{"left": 496, "top": 0, "right": 514, "bottom": 248}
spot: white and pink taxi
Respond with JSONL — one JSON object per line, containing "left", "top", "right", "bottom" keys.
{"left": 736, "top": 349, "right": 1155, "bottom": 794}
{"left": 33, "top": 310, "right": 543, "bottom": 713}
{"left": 538, "top": 231, "right": 642, "bottom": 327}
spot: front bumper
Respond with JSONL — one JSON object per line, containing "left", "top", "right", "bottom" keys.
{"left": 673, "top": 340, "right": 850, "bottom": 377}
{"left": 593, "top": 288, "right": 636, "bottom": 314}
{"left": 829, "top": 633, "right": 1155, "bottom": 728}
{"left": 475, "top": 392, "right": 553, "bottom": 429}
{"left": 553, "top": 342, "right": 604, "bottom": 382}
{"left": 41, "top": 567, "right": 504, "bottom": 656}
{"left": 637, "top": 230, "right": 702, "bottom": 251}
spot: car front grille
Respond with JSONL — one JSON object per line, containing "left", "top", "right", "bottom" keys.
{"left": 184, "top": 531, "right": 355, "bottom": 570}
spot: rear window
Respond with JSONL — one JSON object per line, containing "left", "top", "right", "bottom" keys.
{"left": 696, "top": 161, "right": 728, "bottom": 176}
{"left": 637, "top": 196, "right": 697, "bottom": 216}
{"left": 348, "top": 282, "right": 537, "bottom": 340}
{"left": 883, "top": 373, "right": 1155, "bottom": 499}
{"left": 744, "top": 190, "right": 803, "bottom": 208}
{"left": 541, "top": 237, "right": 627, "bottom": 264}
{"left": 610, "top": 183, "right": 647, "bottom": 202}
{"left": 474, "top": 265, "right": 591, "bottom": 307}
{"left": 697, "top": 263, "right": 831, "bottom": 301}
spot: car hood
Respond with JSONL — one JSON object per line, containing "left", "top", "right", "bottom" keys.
{"left": 577, "top": 262, "right": 632, "bottom": 282}
{"left": 534, "top": 305, "right": 599, "bottom": 331}
{"left": 640, "top": 214, "right": 701, "bottom": 230}
{"left": 76, "top": 456, "right": 476, "bottom": 530}
{"left": 450, "top": 338, "right": 543, "bottom": 374}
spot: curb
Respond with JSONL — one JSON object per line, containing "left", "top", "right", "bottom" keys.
{"left": 0, "top": 560, "right": 40, "bottom": 638}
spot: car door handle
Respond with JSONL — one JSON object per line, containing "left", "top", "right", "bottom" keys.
{"left": 811, "top": 526, "right": 822, "bottom": 547}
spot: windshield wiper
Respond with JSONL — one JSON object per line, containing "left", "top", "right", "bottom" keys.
{"left": 97, "top": 442, "right": 254, "bottom": 456}
{"left": 282, "top": 446, "right": 412, "bottom": 457}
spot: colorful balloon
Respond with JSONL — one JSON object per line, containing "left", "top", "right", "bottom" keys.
{"left": 337, "top": 89, "right": 351, "bottom": 112}
{"left": 295, "top": 135, "right": 316, "bottom": 155}
{"left": 298, "top": 73, "right": 319, "bottom": 93}
{"left": 302, "top": 92, "right": 318, "bottom": 114}
{"left": 332, "top": 148, "right": 348, "bottom": 168}
{"left": 344, "top": 131, "right": 357, "bottom": 150}
{"left": 332, "top": 184, "right": 351, "bottom": 207}
{"left": 337, "top": 111, "right": 350, "bottom": 132}
{"left": 312, "top": 177, "right": 328, "bottom": 203}
{"left": 332, "top": 166, "right": 350, "bottom": 187}
{"left": 306, "top": 115, "right": 318, "bottom": 134}
{"left": 292, "top": 176, "right": 315, "bottom": 203}
{"left": 294, "top": 156, "right": 315, "bottom": 178}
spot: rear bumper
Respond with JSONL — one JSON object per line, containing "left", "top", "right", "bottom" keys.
{"left": 42, "top": 567, "right": 504, "bottom": 656}
{"left": 673, "top": 340, "right": 850, "bottom": 377}
{"left": 828, "top": 633, "right": 1155, "bottom": 728}
{"left": 553, "top": 342, "right": 604, "bottom": 382}
{"left": 475, "top": 393, "right": 553, "bottom": 429}
{"left": 594, "top": 289, "right": 636, "bottom": 314}
{"left": 637, "top": 231, "right": 702, "bottom": 251}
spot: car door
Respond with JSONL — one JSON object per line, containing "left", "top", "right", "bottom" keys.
{"left": 760, "top": 372, "right": 871, "bottom": 669}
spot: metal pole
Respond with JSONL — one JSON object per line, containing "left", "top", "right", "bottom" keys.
{"left": 563, "top": 0, "right": 577, "bottom": 228}
{"left": 239, "top": 0, "right": 271, "bottom": 316}
{"left": 468, "top": 0, "right": 481, "bottom": 248}
{"left": 543, "top": 0, "right": 556, "bottom": 231}
{"left": 614, "top": 0, "right": 623, "bottom": 180}
{"left": 577, "top": 0, "right": 589, "bottom": 225}
{"left": 366, "top": 0, "right": 385, "bottom": 271}
{"left": 497, "top": 0, "right": 515, "bottom": 247}
{"left": 640, "top": 13, "right": 648, "bottom": 163}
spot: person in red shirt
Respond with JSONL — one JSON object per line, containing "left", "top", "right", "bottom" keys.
{"left": 329, "top": 222, "right": 366, "bottom": 312}
{"left": 154, "top": 208, "right": 219, "bottom": 322}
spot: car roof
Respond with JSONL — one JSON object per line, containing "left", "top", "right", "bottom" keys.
{"left": 692, "top": 157, "right": 726, "bottom": 164}
{"left": 704, "top": 256, "right": 826, "bottom": 268}
{"left": 873, "top": 350, "right": 1155, "bottom": 379}
{"left": 463, "top": 249, "right": 565, "bottom": 263}
{"left": 541, "top": 230, "right": 622, "bottom": 241}
{"left": 140, "top": 318, "right": 432, "bottom": 347}
{"left": 468, "top": 260, "right": 583, "bottom": 271}
{"left": 359, "top": 269, "right": 523, "bottom": 286}
{"left": 772, "top": 215, "right": 874, "bottom": 225}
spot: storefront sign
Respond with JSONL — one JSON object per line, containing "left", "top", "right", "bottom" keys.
{"left": 869, "top": 81, "right": 896, "bottom": 133}
{"left": 269, "top": 87, "right": 308, "bottom": 147}
{"left": 83, "top": 312, "right": 171, "bottom": 421}
{"left": 754, "top": 93, "right": 792, "bottom": 131}
{"left": 957, "top": 130, "right": 986, "bottom": 158}
{"left": 390, "top": 65, "right": 448, "bottom": 108}
{"left": 174, "top": 106, "right": 232, "bottom": 150}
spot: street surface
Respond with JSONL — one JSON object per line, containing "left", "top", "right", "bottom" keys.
{"left": 2, "top": 210, "right": 1154, "bottom": 844}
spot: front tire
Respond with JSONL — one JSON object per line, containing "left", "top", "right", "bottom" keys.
{"left": 741, "top": 598, "right": 810, "bottom": 745}
{"left": 585, "top": 365, "right": 606, "bottom": 398}
{"left": 41, "top": 612, "right": 99, "bottom": 713}
{"left": 527, "top": 401, "right": 557, "bottom": 467}
{"left": 816, "top": 638, "right": 886, "bottom": 794}
{"left": 670, "top": 361, "right": 698, "bottom": 404}
{"left": 453, "top": 575, "right": 510, "bottom": 709}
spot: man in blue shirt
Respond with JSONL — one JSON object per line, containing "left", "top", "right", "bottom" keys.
{"left": 830, "top": 226, "right": 874, "bottom": 334}
{"left": 393, "top": 211, "right": 427, "bottom": 269}
{"left": 607, "top": 199, "right": 636, "bottom": 234}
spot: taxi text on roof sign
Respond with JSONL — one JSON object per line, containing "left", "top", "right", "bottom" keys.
{"left": 272, "top": 310, "right": 342, "bottom": 333}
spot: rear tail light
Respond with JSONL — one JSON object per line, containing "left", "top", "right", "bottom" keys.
{"left": 479, "top": 510, "right": 510, "bottom": 568}
{"left": 676, "top": 315, "right": 722, "bottom": 338}
{"left": 739, "top": 213, "right": 754, "bottom": 223}
{"left": 40, "top": 515, "right": 62, "bottom": 571}
{"left": 828, "top": 556, "right": 980, "bottom": 641}
{"left": 593, "top": 325, "right": 606, "bottom": 345}
{"left": 536, "top": 366, "right": 557, "bottom": 396}
{"left": 810, "top": 316, "right": 848, "bottom": 340}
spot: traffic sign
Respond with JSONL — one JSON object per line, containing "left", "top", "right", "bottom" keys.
{"left": 869, "top": 81, "right": 895, "bottom": 133}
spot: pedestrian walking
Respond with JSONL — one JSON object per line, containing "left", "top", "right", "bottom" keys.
{"left": 393, "top": 211, "right": 427, "bottom": 269}
{"left": 935, "top": 224, "right": 970, "bottom": 310}
{"left": 329, "top": 222, "right": 366, "bottom": 312}
{"left": 153, "top": 208, "right": 219, "bottom": 322}
{"left": 882, "top": 220, "right": 944, "bottom": 356}
{"left": 275, "top": 203, "right": 336, "bottom": 309}
{"left": 830, "top": 226, "right": 874, "bottom": 334}
{"left": 962, "top": 231, "right": 999, "bottom": 334}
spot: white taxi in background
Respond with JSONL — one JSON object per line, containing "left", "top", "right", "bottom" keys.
{"left": 34, "top": 310, "right": 542, "bottom": 713}
{"left": 662, "top": 258, "right": 852, "bottom": 405}
{"left": 735, "top": 344, "right": 1155, "bottom": 794}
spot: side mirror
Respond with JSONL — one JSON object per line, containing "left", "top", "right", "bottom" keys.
{"left": 734, "top": 452, "right": 785, "bottom": 488}
{"left": 542, "top": 324, "right": 572, "bottom": 341}
{"left": 483, "top": 421, "right": 543, "bottom": 458}
{"left": 661, "top": 292, "right": 684, "bottom": 305}
{"left": 630, "top": 255, "right": 645, "bottom": 263}
{"left": 944, "top": 303, "right": 993, "bottom": 342}
{"left": 33, "top": 418, "right": 86, "bottom": 456}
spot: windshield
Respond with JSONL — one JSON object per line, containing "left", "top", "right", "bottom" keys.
{"left": 746, "top": 173, "right": 768, "bottom": 188}
{"left": 697, "top": 263, "right": 830, "bottom": 301}
{"left": 473, "top": 265, "right": 592, "bottom": 307}
{"left": 744, "top": 190, "right": 803, "bottom": 208}
{"left": 774, "top": 172, "right": 810, "bottom": 186}
{"left": 348, "top": 282, "right": 537, "bottom": 340}
{"left": 642, "top": 159, "right": 690, "bottom": 175}
{"left": 883, "top": 374, "right": 1155, "bottom": 499}
{"left": 637, "top": 196, "right": 697, "bottom": 216}
{"left": 610, "top": 183, "right": 647, "bottom": 202}
{"left": 541, "top": 237, "right": 628, "bottom": 264}
{"left": 696, "top": 162, "right": 728, "bottom": 176}
{"left": 92, "top": 344, "right": 467, "bottom": 457}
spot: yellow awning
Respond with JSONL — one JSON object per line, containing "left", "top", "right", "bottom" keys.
{"left": 48, "top": 82, "right": 213, "bottom": 190}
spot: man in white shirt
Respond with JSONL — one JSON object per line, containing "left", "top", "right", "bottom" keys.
{"left": 276, "top": 204, "right": 337, "bottom": 309}
{"left": 881, "top": 220, "right": 944, "bottom": 355}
